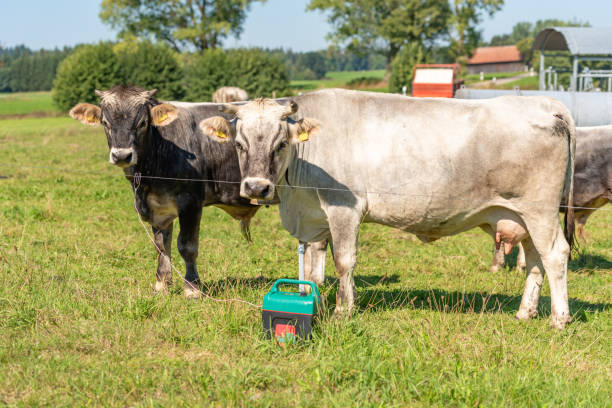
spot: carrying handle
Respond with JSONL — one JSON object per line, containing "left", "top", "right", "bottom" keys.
{"left": 271, "top": 279, "right": 317, "bottom": 293}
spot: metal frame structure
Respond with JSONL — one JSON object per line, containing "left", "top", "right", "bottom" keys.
{"left": 534, "top": 27, "right": 612, "bottom": 91}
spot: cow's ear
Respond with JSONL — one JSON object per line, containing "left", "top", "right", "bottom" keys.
{"left": 150, "top": 103, "right": 179, "bottom": 127}
{"left": 69, "top": 103, "right": 101, "bottom": 126}
{"left": 199, "top": 116, "right": 234, "bottom": 143}
{"left": 288, "top": 117, "right": 321, "bottom": 143}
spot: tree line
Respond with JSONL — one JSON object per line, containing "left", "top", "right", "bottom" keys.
{"left": 0, "top": 46, "right": 73, "bottom": 92}
{"left": 0, "top": 42, "right": 386, "bottom": 96}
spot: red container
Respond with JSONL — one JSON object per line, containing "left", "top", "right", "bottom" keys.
{"left": 412, "top": 64, "right": 464, "bottom": 98}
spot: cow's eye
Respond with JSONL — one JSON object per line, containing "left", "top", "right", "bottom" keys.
{"left": 102, "top": 117, "right": 110, "bottom": 127}
{"left": 236, "top": 142, "right": 247, "bottom": 153}
{"left": 276, "top": 141, "right": 288, "bottom": 152}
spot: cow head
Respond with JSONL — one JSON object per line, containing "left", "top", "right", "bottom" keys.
{"left": 199, "top": 99, "right": 320, "bottom": 200}
{"left": 69, "top": 86, "right": 178, "bottom": 168}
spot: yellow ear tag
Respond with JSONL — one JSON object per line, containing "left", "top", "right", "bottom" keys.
{"left": 298, "top": 131, "right": 309, "bottom": 142}
{"left": 87, "top": 116, "right": 96, "bottom": 123}
{"left": 216, "top": 130, "right": 227, "bottom": 139}
{"left": 158, "top": 113, "right": 168, "bottom": 123}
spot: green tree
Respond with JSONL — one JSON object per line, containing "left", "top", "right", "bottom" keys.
{"left": 9, "top": 49, "right": 71, "bottom": 92}
{"left": 307, "top": 0, "right": 450, "bottom": 65}
{"left": 388, "top": 42, "right": 426, "bottom": 93}
{"left": 52, "top": 43, "right": 125, "bottom": 111}
{"left": 0, "top": 66, "right": 11, "bottom": 92}
{"left": 446, "top": 0, "right": 504, "bottom": 65}
{"left": 100, "top": 0, "right": 266, "bottom": 52}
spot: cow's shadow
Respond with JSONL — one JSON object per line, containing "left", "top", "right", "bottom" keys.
{"left": 200, "top": 273, "right": 610, "bottom": 322}
{"left": 201, "top": 273, "right": 399, "bottom": 295}
{"left": 350, "top": 286, "right": 611, "bottom": 322}
{"left": 570, "top": 252, "right": 612, "bottom": 271}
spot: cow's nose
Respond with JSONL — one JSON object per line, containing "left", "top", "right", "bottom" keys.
{"left": 244, "top": 179, "right": 273, "bottom": 199}
{"left": 111, "top": 149, "right": 133, "bottom": 165}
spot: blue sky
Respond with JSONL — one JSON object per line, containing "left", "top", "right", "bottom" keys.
{"left": 1, "top": 0, "right": 611, "bottom": 52}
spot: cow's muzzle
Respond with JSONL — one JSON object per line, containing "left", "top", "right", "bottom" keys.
{"left": 241, "top": 177, "right": 275, "bottom": 200}
{"left": 109, "top": 148, "right": 137, "bottom": 168}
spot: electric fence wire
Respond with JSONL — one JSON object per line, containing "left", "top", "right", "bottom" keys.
{"left": 0, "top": 161, "right": 605, "bottom": 308}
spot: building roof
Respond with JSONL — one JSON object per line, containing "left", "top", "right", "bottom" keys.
{"left": 467, "top": 45, "right": 522, "bottom": 65}
{"left": 533, "top": 27, "right": 612, "bottom": 56}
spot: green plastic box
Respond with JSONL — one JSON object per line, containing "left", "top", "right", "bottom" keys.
{"left": 262, "top": 279, "right": 321, "bottom": 343}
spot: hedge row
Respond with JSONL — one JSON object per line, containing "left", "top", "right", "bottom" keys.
{"left": 52, "top": 42, "right": 290, "bottom": 111}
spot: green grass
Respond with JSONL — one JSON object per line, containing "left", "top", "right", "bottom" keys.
{"left": 291, "top": 70, "right": 387, "bottom": 92}
{"left": 0, "top": 91, "right": 60, "bottom": 117}
{"left": 463, "top": 71, "right": 527, "bottom": 85}
{"left": 0, "top": 116, "right": 611, "bottom": 406}
{"left": 497, "top": 75, "right": 540, "bottom": 90}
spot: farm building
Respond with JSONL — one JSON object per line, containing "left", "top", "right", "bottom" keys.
{"left": 466, "top": 45, "right": 524, "bottom": 74}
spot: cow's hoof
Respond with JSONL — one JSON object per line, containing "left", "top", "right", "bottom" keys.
{"left": 489, "top": 264, "right": 502, "bottom": 273}
{"left": 184, "top": 284, "right": 202, "bottom": 299}
{"left": 515, "top": 308, "right": 537, "bottom": 321}
{"left": 154, "top": 280, "right": 171, "bottom": 294}
{"left": 549, "top": 314, "right": 571, "bottom": 330}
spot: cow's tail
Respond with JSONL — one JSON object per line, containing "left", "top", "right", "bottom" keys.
{"left": 555, "top": 111, "right": 576, "bottom": 256}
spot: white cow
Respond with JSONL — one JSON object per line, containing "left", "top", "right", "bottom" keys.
{"left": 212, "top": 87, "right": 248, "bottom": 103}
{"left": 200, "top": 89, "right": 575, "bottom": 329}
{"left": 491, "top": 125, "right": 612, "bottom": 272}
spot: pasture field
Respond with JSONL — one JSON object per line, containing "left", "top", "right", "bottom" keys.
{"left": 463, "top": 71, "right": 527, "bottom": 85}
{"left": 290, "top": 69, "right": 387, "bottom": 92}
{"left": 0, "top": 96, "right": 611, "bottom": 407}
{"left": 0, "top": 92, "right": 60, "bottom": 117}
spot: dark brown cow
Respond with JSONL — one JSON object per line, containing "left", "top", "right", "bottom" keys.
{"left": 70, "top": 86, "right": 261, "bottom": 297}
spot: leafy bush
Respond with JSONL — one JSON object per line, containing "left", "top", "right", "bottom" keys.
{"left": 388, "top": 43, "right": 426, "bottom": 94}
{"left": 52, "top": 41, "right": 186, "bottom": 110}
{"left": 227, "top": 48, "right": 289, "bottom": 98}
{"left": 52, "top": 43, "right": 124, "bottom": 111}
{"left": 183, "top": 48, "right": 289, "bottom": 101}
{"left": 118, "top": 41, "right": 185, "bottom": 100}
{"left": 182, "top": 49, "right": 231, "bottom": 101}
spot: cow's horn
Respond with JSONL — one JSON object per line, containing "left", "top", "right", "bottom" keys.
{"left": 145, "top": 89, "right": 158, "bottom": 98}
{"left": 281, "top": 100, "right": 298, "bottom": 118}
{"left": 94, "top": 89, "right": 106, "bottom": 97}
{"left": 220, "top": 104, "right": 240, "bottom": 115}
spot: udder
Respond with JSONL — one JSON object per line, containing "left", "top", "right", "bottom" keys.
{"left": 495, "top": 218, "right": 528, "bottom": 255}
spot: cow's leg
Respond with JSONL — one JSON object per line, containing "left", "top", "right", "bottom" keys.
{"left": 153, "top": 223, "right": 173, "bottom": 293}
{"left": 516, "top": 237, "right": 544, "bottom": 320}
{"left": 575, "top": 210, "right": 591, "bottom": 242}
{"left": 177, "top": 205, "right": 203, "bottom": 299}
{"left": 481, "top": 225, "right": 506, "bottom": 272}
{"left": 491, "top": 243, "right": 506, "bottom": 272}
{"left": 522, "top": 221, "right": 571, "bottom": 329}
{"left": 303, "top": 239, "right": 328, "bottom": 285}
{"left": 327, "top": 212, "right": 360, "bottom": 316}
{"left": 517, "top": 242, "right": 526, "bottom": 271}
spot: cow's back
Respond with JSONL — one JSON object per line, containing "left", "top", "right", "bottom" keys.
{"left": 281, "top": 89, "right": 573, "bottom": 240}
{"left": 572, "top": 125, "right": 612, "bottom": 206}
